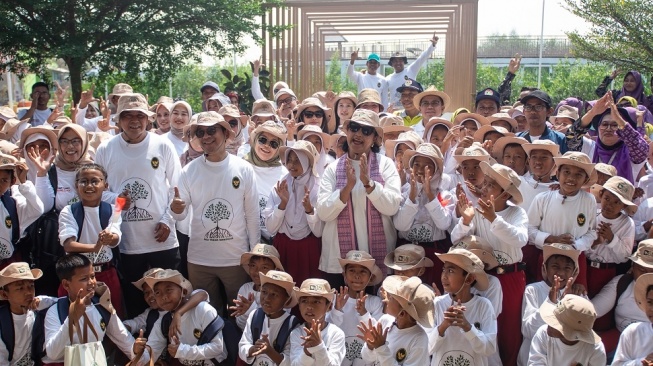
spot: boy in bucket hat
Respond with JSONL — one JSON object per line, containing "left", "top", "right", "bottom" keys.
{"left": 612, "top": 273, "right": 653, "bottom": 365}
{"left": 347, "top": 50, "right": 389, "bottom": 108}
{"left": 289, "top": 279, "right": 346, "bottom": 366}
{"left": 360, "top": 276, "right": 432, "bottom": 366}
{"left": 384, "top": 244, "right": 434, "bottom": 278}
{"left": 430, "top": 249, "right": 497, "bottom": 366}
{"left": 529, "top": 295, "right": 606, "bottom": 365}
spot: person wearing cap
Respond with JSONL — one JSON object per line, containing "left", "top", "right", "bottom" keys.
{"left": 331, "top": 251, "right": 383, "bottom": 365}
{"left": 492, "top": 136, "right": 528, "bottom": 176}
{"left": 393, "top": 143, "right": 454, "bottom": 287}
{"left": 347, "top": 50, "right": 389, "bottom": 109}
{"left": 163, "top": 100, "right": 193, "bottom": 157}
{"left": 263, "top": 141, "right": 323, "bottom": 285}
{"left": 515, "top": 90, "right": 569, "bottom": 154}
{"left": 359, "top": 276, "right": 432, "bottom": 366}
{"left": 572, "top": 92, "right": 649, "bottom": 184}
{"left": 17, "top": 82, "right": 53, "bottom": 126}
{"left": 393, "top": 78, "right": 424, "bottom": 127}
{"left": 316, "top": 109, "right": 401, "bottom": 283}
{"left": 298, "top": 125, "right": 334, "bottom": 178}
{"left": 238, "top": 269, "right": 298, "bottom": 366}
{"left": 529, "top": 294, "right": 606, "bottom": 365}
{"left": 171, "top": 111, "right": 259, "bottom": 315}
{"left": 43, "top": 253, "right": 138, "bottom": 364}
{"left": 384, "top": 244, "right": 434, "bottom": 278}
{"left": 612, "top": 273, "right": 653, "bottom": 365}
{"left": 385, "top": 34, "right": 438, "bottom": 109}
{"left": 451, "top": 143, "right": 491, "bottom": 207}
{"left": 518, "top": 243, "right": 582, "bottom": 366}
{"left": 430, "top": 249, "right": 497, "bottom": 366}
{"left": 275, "top": 88, "right": 298, "bottom": 120}
{"left": 474, "top": 88, "right": 502, "bottom": 118}
{"left": 0, "top": 106, "right": 29, "bottom": 144}
{"left": 289, "top": 279, "right": 346, "bottom": 366}
{"left": 200, "top": 81, "right": 221, "bottom": 101}
{"left": 333, "top": 92, "right": 357, "bottom": 134}
{"left": 144, "top": 269, "right": 227, "bottom": 365}
{"left": 230, "top": 244, "right": 285, "bottom": 330}
{"left": 95, "top": 93, "right": 182, "bottom": 317}
{"left": 451, "top": 162, "right": 527, "bottom": 366}
{"left": 244, "top": 121, "right": 289, "bottom": 243}
{"left": 587, "top": 176, "right": 637, "bottom": 297}
{"left": 220, "top": 104, "right": 249, "bottom": 156}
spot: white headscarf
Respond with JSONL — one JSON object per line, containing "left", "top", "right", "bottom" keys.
{"left": 280, "top": 149, "right": 317, "bottom": 240}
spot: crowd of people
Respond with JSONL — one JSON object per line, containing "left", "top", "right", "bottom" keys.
{"left": 0, "top": 44, "right": 652, "bottom": 366}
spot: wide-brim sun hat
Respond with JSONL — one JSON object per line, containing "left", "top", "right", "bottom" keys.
{"left": 402, "top": 143, "right": 444, "bottom": 177}
{"left": 591, "top": 176, "right": 637, "bottom": 216}
{"left": 540, "top": 295, "right": 601, "bottom": 345}
{"left": 188, "top": 111, "right": 234, "bottom": 141}
{"left": 342, "top": 109, "right": 383, "bottom": 138}
{"left": 553, "top": 151, "right": 598, "bottom": 188}
{"left": 337, "top": 250, "right": 383, "bottom": 286}
{"left": 297, "top": 125, "right": 331, "bottom": 152}
{"left": 522, "top": 139, "right": 561, "bottom": 158}
{"left": 435, "top": 248, "right": 489, "bottom": 291}
{"left": 451, "top": 236, "right": 499, "bottom": 270}
{"left": 413, "top": 87, "right": 451, "bottom": 111}
{"left": 19, "top": 126, "right": 59, "bottom": 151}
{"left": 386, "top": 276, "right": 435, "bottom": 328}
{"left": 294, "top": 278, "right": 335, "bottom": 303}
{"left": 260, "top": 270, "right": 298, "bottom": 308}
{"left": 634, "top": 273, "right": 653, "bottom": 313}
{"left": 279, "top": 140, "right": 319, "bottom": 177}
{"left": 384, "top": 244, "right": 434, "bottom": 271}
{"left": 479, "top": 161, "right": 523, "bottom": 204}
{"left": 240, "top": 243, "right": 284, "bottom": 272}
{"left": 379, "top": 115, "right": 411, "bottom": 134}
{"left": 453, "top": 113, "right": 490, "bottom": 129}
{"left": 295, "top": 97, "right": 333, "bottom": 122}
{"left": 491, "top": 136, "right": 528, "bottom": 161}
{"left": 144, "top": 269, "right": 193, "bottom": 294}
{"left": 488, "top": 112, "right": 518, "bottom": 131}
{"left": 384, "top": 130, "right": 423, "bottom": 159}
{"left": 473, "top": 125, "right": 512, "bottom": 143}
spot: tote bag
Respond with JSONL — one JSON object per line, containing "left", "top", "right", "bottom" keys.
{"left": 64, "top": 312, "right": 107, "bottom": 366}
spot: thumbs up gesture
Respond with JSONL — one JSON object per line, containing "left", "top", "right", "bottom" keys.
{"left": 133, "top": 329, "right": 147, "bottom": 356}
{"left": 170, "top": 187, "right": 186, "bottom": 214}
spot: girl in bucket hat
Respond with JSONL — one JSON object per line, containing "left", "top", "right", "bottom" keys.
{"left": 451, "top": 162, "right": 528, "bottom": 366}
{"left": 333, "top": 92, "right": 356, "bottom": 134}
{"left": 263, "top": 141, "right": 323, "bottom": 285}
{"left": 393, "top": 143, "right": 454, "bottom": 289}
{"left": 219, "top": 104, "right": 249, "bottom": 156}
{"left": 298, "top": 125, "right": 335, "bottom": 178}
{"left": 295, "top": 97, "right": 333, "bottom": 135}
{"left": 612, "top": 273, "right": 653, "bottom": 365}
{"left": 586, "top": 176, "right": 637, "bottom": 297}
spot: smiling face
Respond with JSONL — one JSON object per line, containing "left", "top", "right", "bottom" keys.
{"left": 390, "top": 58, "right": 406, "bottom": 73}
{"left": 196, "top": 125, "right": 228, "bottom": 156}
{"left": 543, "top": 255, "right": 577, "bottom": 287}
{"left": 276, "top": 93, "right": 297, "bottom": 117}
{"left": 156, "top": 107, "right": 171, "bottom": 131}
{"left": 419, "top": 95, "right": 444, "bottom": 121}
{"left": 428, "top": 125, "right": 448, "bottom": 149}
{"left": 1, "top": 280, "right": 36, "bottom": 313}
{"left": 119, "top": 111, "right": 149, "bottom": 143}
{"left": 400, "top": 90, "right": 418, "bottom": 111}
{"left": 598, "top": 114, "right": 621, "bottom": 146}
{"left": 599, "top": 189, "right": 626, "bottom": 219}
{"left": 59, "top": 128, "right": 84, "bottom": 163}
{"left": 346, "top": 122, "right": 377, "bottom": 157}
{"left": 171, "top": 105, "right": 190, "bottom": 130}
{"left": 461, "top": 120, "right": 478, "bottom": 137}
{"left": 441, "top": 262, "right": 472, "bottom": 295}
{"left": 337, "top": 99, "right": 355, "bottom": 121}
{"left": 75, "top": 169, "right": 107, "bottom": 206}
{"left": 142, "top": 283, "right": 160, "bottom": 310}
{"left": 25, "top": 139, "right": 51, "bottom": 157}
{"left": 255, "top": 132, "right": 281, "bottom": 161}
{"left": 343, "top": 264, "right": 372, "bottom": 292}
{"left": 301, "top": 107, "right": 325, "bottom": 127}
{"left": 304, "top": 134, "right": 323, "bottom": 153}
{"left": 366, "top": 60, "right": 379, "bottom": 74}
{"left": 248, "top": 256, "right": 276, "bottom": 287}
{"left": 460, "top": 159, "right": 484, "bottom": 187}
{"left": 557, "top": 164, "right": 589, "bottom": 196}
{"left": 298, "top": 296, "right": 330, "bottom": 324}
{"left": 153, "top": 281, "right": 185, "bottom": 312}
{"left": 285, "top": 150, "right": 305, "bottom": 178}
{"left": 528, "top": 150, "right": 555, "bottom": 179}
{"left": 623, "top": 73, "right": 637, "bottom": 93}
{"left": 206, "top": 99, "right": 222, "bottom": 112}
{"left": 260, "top": 283, "right": 290, "bottom": 318}
{"left": 411, "top": 156, "right": 436, "bottom": 184}
{"left": 62, "top": 264, "right": 96, "bottom": 302}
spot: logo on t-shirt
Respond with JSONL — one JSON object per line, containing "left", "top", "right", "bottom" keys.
{"left": 100, "top": 319, "right": 106, "bottom": 331}
{"left": 4, "top": 216, "right": 10, "bottom": 229}
{"left": 377, "top": 82, "right": 381, "bottom": 88}
{"left": 396, "top": 348, "right": 407, "bottom": 363}
{"left": 202, "top": 198, "right": 234, "bottom": 241}
{"left": 151, "top": 157, "right": 160, "bottom": 169}
{"left": 577, "top": 213, "right": 586, "bottom": 226}
{"left": 193, "top": 328, "right": 201, "bottom": 339}
{"left": 120, "top": 178, "right": 154, "bottom": 222}
{"left": 232, "top": 176, "right": 240, "bottom": 189}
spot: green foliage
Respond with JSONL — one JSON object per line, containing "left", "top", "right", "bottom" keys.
{"left": 564, "top": 0, "right": 653, "bottom": 74}
{"left": 415, "top": 60, "right": 445, "bottom": 90}
{"left": 220, "top": 63, "right": 271, "bottom": 114}
{"left": 325, "top": 52, "right": 357, "bottom": 94}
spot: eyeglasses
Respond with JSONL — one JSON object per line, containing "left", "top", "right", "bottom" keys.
{"left": 420, "top": 100, "right": 442, "bottom": 108}
{"left": 476, "top": 106, "right": 497, "bottom": 113}
{"left": 77, "top": 178, "right": 104, "bottom": 187}
{"left": 277, "top": 96, "right": 296, "bottom": 105}
{"left": 302, "top": 111, "right": 324, "bottom": 119}
{"left": 599, "top": 122, "right": 619, "bottom": 131}
{"left": 59, "top": 138, "right": 83, "bottom": 147}
{"left": 194, "top": 126, "right": 219, "bottom": 138}
{"left": 523, "top": 104, "right": 547, "bottom": 112}
{"left": 257, "top": 136, "right": 280, "bottom": 149}
{"left": 227, "top": 119, "right": 239, "bottom": 128}
{"left": 348, "top": 122, "right": 375, "bottom": 136}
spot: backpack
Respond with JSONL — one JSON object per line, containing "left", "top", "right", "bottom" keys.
{"left": 143, "top": 308, "right": 160, "bottom": 339}
{"left": 31, "top": 295, "right": 111, "bottom": 366}
{"left": 250, "top": 308, "right": 300, "bottom": 354}
{"left": 0, "top": 190, "right": 20, "bottom": 247}
{"left": 160, "top": 311, "right": 240, "bottom": 366}
{"left": 70, "top": 201, "right": 120, "bottom": 268}
{"left": 0, "top": 305, "right": 15, "bottom": 361}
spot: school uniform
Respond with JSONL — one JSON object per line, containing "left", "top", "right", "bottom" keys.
{"left": 360, "top": 314, "right": 428, "bottom": 366}
{"left": 470, "top": 274, "right": 503, "bottom": 319}
{"left": 0, "top": 297, "right": 56, "bottom": 366}
{"left": 527, "top": 324, "right": 606, "bottom": 365}
{"left": 289, "top": 322, "right": 345, "bottom": 366}
{"left": 429, "top": 294, "right": 497, "bottom": 366}
{"left": 612, "top": 321, "right": 653, "bottom": 366}
{"left": 585, "top": 213, "right": 635, "bottom": 297}
{"left": 330, "top": 296, "right": 383, "bottom": 366}
{"left": 58, "top": 204, "right": 123, "bottom": 317}
{"left": 37, "top": 167, "right": 114, "bottom": 212}
{"left": 517, "top": 281, "right": 550, "bottom": 366}
{"left": 253, "top": 165, "right": 288, "bottom": 243}
{"left": 147, "top": 301, "right": 226, "bottom": 365}
{"left": 235, "top": 282, "right": 260, "bottom": 331}
{"left": 0, "top": 182, "right": 43, "bottom": 264}
{"left": 123, "top": 308, "right": 166, "bottom": 336}
{"left": 632, "top": 197, "right": 653, "bottom": 241}
{"left": 238, "top": 310, "right": 295, "bottom": 366}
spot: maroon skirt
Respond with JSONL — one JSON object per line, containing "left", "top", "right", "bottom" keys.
{"left": 273, "top": 232, "right": 322, "bottom": 286}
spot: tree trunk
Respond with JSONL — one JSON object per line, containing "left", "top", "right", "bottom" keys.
{"left": 65, "top": 57, "right": 84, "bottom": 105}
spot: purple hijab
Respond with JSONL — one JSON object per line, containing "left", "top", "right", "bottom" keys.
{"left": 592, "top": 107, "right": 640, "bottom": 183}
{"left": 621, "top": 71, "right": 647, "bottom": 106}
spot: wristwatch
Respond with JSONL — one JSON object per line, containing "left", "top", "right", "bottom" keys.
{"left": 363, "top": 181, "right": 375, "bottom": 189}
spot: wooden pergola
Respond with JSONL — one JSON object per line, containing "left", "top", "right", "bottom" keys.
{"left": 261, "top": 0, "right": 479, "bottom": 111}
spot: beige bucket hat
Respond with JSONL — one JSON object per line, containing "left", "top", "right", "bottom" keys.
{"left": 108, "top": 83, "right": 133, "bottom": 100}
{"left": 144, "top": 269, "right": 193, "bottom": 294}
{"left": 0, "top": 262, "right": 43, "bottom": 293}
{"left": 188, "top": 111, "right": 234, "bottom": 141}
{"left": 260, "top": 270, "right": 298, "bottom": 308}
{"left": 553, "top": 151, "right": 597, "bottom": 188}
{"left": 240, "top": 243, "right": 284, "bottom": 272}
{"left": 590, "top": 176, "right": 637, "bottom": 216}
{"left": 279, "top": 140, "right": 319, "bottom": 177}
{"left": 453, "top": 143, "right": 491, "bottom": 163}
{"left": 343, "top": 109, "right": 383, "bottom": 138}
{"left": 522, "top": 139, "right": 561, "bottom": 157}
{"left": 131, "top": 268, "right": 164, "bottom": 291}
{"left": 384, "top": 130, "right": 423, "bottom": 159}
{"left": 356, "top": 89, "right": 384, "bottom": 112}
{"left": 379, "top": 115, "right": 411, "bottom": 134}
{"left": 451, "top": 236, "right": 499, "bottom": 270}
{"left": 543, "top": 243, "right": 580, "bottom": 272}
{"left": 295, "top": 97, "right": 333, "bottom": 122}
{"left": 453, "top": 113, "right": 490, "bottom": 129}
{"left": 386, "top": 276, "right": 435, "bottom": 328}
{"left": 337, "top": 250, "right": 383, "bottom": 286}
{"left": 491, "top": 136, "right": 528, "bottom": 161}
{"left": 384, "top": 244, "right": 434, "bottom": 271}
{"left": 628, "top": 240, "right": 653, "bottom": 269}
{"left": 251, "top": 121, "right": 287, "bottom": 145}
{"left": 634, "top": 273, "right": 653, "bottom": 313}
{"left": 480, "top": 161, "right": 523, "bottom": 204}
{"left": 413, "top": 87, "right": 451, "bottom": 111}
{"left": 402, "top": 143, "right": 444, "bottom": 176}
{"left": 540, "top": 294, "right": 601, "bottom": 344}
{"left": 294, "top": 278, "right": 335, "bottom": 303}
{"left": 488, "top": 112, "right": 518, "bottom": 131}
{"left": 435, "top": 248, "right": 489, "bottom": 291}
{"left": 473, "top": 125, "right": 512, "bottom": 143}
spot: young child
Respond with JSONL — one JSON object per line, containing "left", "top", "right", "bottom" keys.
{"left": 238, "top": 270, "right": 298, "bottom": 366}
{"left": 492, "top": 136, "right": 528, "bottom": 176}
{"left": 451, "top": 144, "right": 491, "bottom": 208}
{"left": 384, "top": 244, "right": 434, "bottom": 278}
{"left": 230, "top": 243, "right": 285, "bottom": 330}
{"left": 612, "top": 273, "right": 653, "bottom": 365}
{"left": 42, "top": 254, "right": 137, "bottom": 364}
{"left": 58, "top": 163, "right": 124, "bottom": 317}
{"left": 430, "top": 248, "right": 497, "bottom": 366}
{"left": 359, "top": 276, "right": 433, "bottom": 366}
{"left": 587, "top": 176, "right": 637, "bottom": 297}
{"left": 0, "top": 153, "right": 43, "bottom": 267}
{"left": 393, "top": 143, "right": 455, "bottom": 286}
{"left": 518, "top": 243, "right": 581, "bottom": 366}
{"left": 289, "top": 279, "right": 345, "bottom": 366}
{"left": 0, "top": 262, "right": 55, "bottom": 365}
{"left": 331, "top": 250, "right": 383, "bottom": 366}
{"left": 527, "top": 151, "right": 598, "bottom": 287}
{"left": 142, "top": 269, "right": 227, "bottom": 365}
{"left": 529, "top": 295, "right": 606, "bottom": 365}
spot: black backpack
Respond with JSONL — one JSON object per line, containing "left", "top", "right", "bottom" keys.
{"left": 70, "top": 201, "right": 121, "bottom": 269}
{"left": 143, "top": 308, "right": 160, "bottom": 339}
{"left": 160, "top": 311, "right": 240, "bottom": 366}
{"left": 250, "top": 308, "right": 300, "bottom": 354}
{"left": 0, "top": 305, "right": 16, "bottom": 362}
{"left": 31, "top": 295, "right": 111, "bottom": 366}
{"left": 0, "top": 190, "right": 20, "bottom": 248}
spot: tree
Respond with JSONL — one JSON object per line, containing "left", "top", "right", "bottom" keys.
{"left": 0, "top": 0, "right": 283, "bottom": 102}
{"left": 204, "top": 201, "right": 231, "bottom": 240}
{"left": 124, "top": 180, "right": 151, "bottom": 221}
{"left": 564, "top": 0, "right": 653, "bottom": 74}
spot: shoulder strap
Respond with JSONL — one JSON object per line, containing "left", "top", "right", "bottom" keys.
{"left": 144, "top": 308, "right": 160, "bottom": 339}
{"left": 160, "top": 312, "right": 173, "bottom": 342}
{"left": 48, "top": 164, "right": 57, "bottom": 200}
{"left": 613, "top": 273, "right": 634, "bottom": 313}
{"left": 197, "top": 316, "right": 224, "bottom": 346}
{"left": 57, "top": 296, "right": 70, "bottom": 324}
{"left": 0, "top": 305, "right": 15, "bottom": 361}
{"left": 91, "top": 296, "right": 112, "bottom": 326}
{"left": 250, "top": 308, "right": 265, "bottom": 343}
{"left": 1, "top": 190, "right": 20, "bottom": 245}
{"left": 71, "top": 202, "right": 84, "bottom": 240}
{"left": 273, "top": 315, "right": 300, "bottom": 353}
{"left": 99, "top": 201, "right": 112, "bottom": 230}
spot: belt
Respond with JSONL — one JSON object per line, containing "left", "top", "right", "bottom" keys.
{"left": 491, "top": 262, "right": 526, "bottom": 275}
{"left": 587, "top": 259, "right": 617, "bottom": 270}
{"left": 93, "top": 262, "right": 113, "bottom": 273}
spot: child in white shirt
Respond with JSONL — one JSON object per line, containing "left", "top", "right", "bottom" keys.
{"left": 612, "top": 273, "right": 653, "bottom": 365}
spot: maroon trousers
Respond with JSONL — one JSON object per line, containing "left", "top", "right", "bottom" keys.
{"left": 495, "top": 269, "right": 526, "bottom": 366}
{"left": 273, "top": 232, "right": 321, "bottom": 287}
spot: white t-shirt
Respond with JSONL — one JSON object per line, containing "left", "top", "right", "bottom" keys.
{"left": 527, "top": 324, "right": 606, "bottom": 365}
{"left": 518, "top": 173, "right": 556, "bottom": 212}
{"left": 385, "top": 45, "right": 435, "bottom": 109}
{"left": 94, "top": 133, "right": 181, "bottom": 254}
{"left": 470, "top": 274, "right": 503, "bottom": 319}
{"left": 289, "top": 322, "right": 345, "bottom": 366}
{"left": 361, "top": 314, "right": 430, "bottom": 366}
{"left": 612, "top": 321, "right": 653, "bottom": 365}
{"left": 163, "top": 131, "right": 187, "bottom": 157}
{"left": 0, "top": 182, "right": 43, "bottom": 260}
{"left": 591, "top": 275, "right": 648, "bottom": 332}
{"left": 238, "top": 310, "right": 294, "bottom": 366}
{"left": 18, "top": 108, "right": 51, "bottom": 126}
{"left": 58, "top": 204, "right": 122, "bottom": 264}
{"left": 586, "top": 213, "right": 635, "bottom": 263}
{"left": 329, "top": 296, "right": 383, "bottom": 366}
{"left": 172, "top": 154, "right": 260, "bottom": 267}
{"left": 394, "top": 183, "right": 455, "bottom": 243}
{"left": 251, "top": 165, "right": 288, "bottom": 240}
{"left": 346, "top": 65, "right": 389, "bottom": 108}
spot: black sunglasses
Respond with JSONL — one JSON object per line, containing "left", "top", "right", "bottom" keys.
{"left": 227, "top": 119, "right": 239, "bottom": 128}
{"left": 257, "top": 136, "right": 280, "bottom": 149}
{"left": 303, "top": 111, "right": 324, "bottom": 119}
{"left": 348, "top": 122, "right": 375, "bottom": 136}
{"left": 194, "top": 126, "right": 219, "bottom": 138}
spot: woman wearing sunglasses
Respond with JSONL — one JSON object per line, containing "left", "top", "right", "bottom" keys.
{"left": 316, "top": 109, "right": 402, "bottom": 287}
{"left": 295, "top": 97, "right": 333, "bottom": 135}
{"left": 244, "top": 121, "right": 288, "bottom": 244}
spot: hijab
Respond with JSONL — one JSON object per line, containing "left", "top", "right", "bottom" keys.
{"left": 54, "top": 124, "right": 93, "bottom": 172}
{"left": 280, "top": 149, "right": 316, "bottom": 240}
{"left": 169, "top": 101, "right": 192, "bottom": 140}
{"left": 621, "top": 71, "right": 646, "bottom": 106}
{"left": 244, "top": 131, "right": 282, "bottom": 167}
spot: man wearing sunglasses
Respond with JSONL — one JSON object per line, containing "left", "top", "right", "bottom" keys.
{"left": 170, "top": 111, "right": 260, "bottom": 315}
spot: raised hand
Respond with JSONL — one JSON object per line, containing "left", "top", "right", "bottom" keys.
{"left": 508, "top": 53, "right": 522, "bottom": 74}
{"left": 359, "top": 153, "right": 371, "bottom": 186}
{"left": 170, "top": 187, "right": 186, "bottom": 214}
{"left": 26, "top": 145, "right": 53, "bottom": 177}
{"left": 356, "top": 319, "right": 387, "bottom": 350}
{"left": 457, "top": 190, "right": 475, "bottom": 225}
{"left": 229, "top": 293, "right": 255, "bottom": 317}
{"left": 431, "top": 282, "right": 441, "bottom": 297}
{"left": 345, "top": 158, "right": 357, "bottom": 189}
{"left": 430, "top": 32, "right": 439, "bottom": 47}
{"left": 477, "top": 195, "right": 497, "bottom": 222}
{"left": 355, "top": 291, "right": 368, "bottom": 316}
{"left": 275, "top": 180, "right": 290, "bottom": 209}
{"left": 79, "top": 84, "right": 97, "bottom": 109}
{"left": 54, "top": 81, "right": 69, "bottom": 108}
{"left": 350, "top": 49, "right": 360, "bottom": 64}
{"left": 285, "top": 118, "right": 303, "bottom": 139}
{"left": 409, "top": 167, "right": 418, "bottom": 204}
{"left": 335, "top": 286, "right": 350, "bottom": 311}
{"left": 423, "top": 165, "right": 435, "bottom": 201}
{"left": 610, "top": 69, "right": 620, "bottom": 80}
{"left": 253, "top": 57, "right": 263, "bottom": 77}
{"left": 301, "top": 319, "right": 323, "bottom": 349}
{"left": 69, "top": 288, "right": 93, "bottom": 324}
{"left": 46, "top": 107, "right": 63, "bottom": 125}
{"left": 14, "top": 162, "right": 28, "bottom": 184}
{"left": 133, "top": 329, "right": 147, "bottom": 356}
{"left": 396, "top": 159, "right": 406, "bottom": 187}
